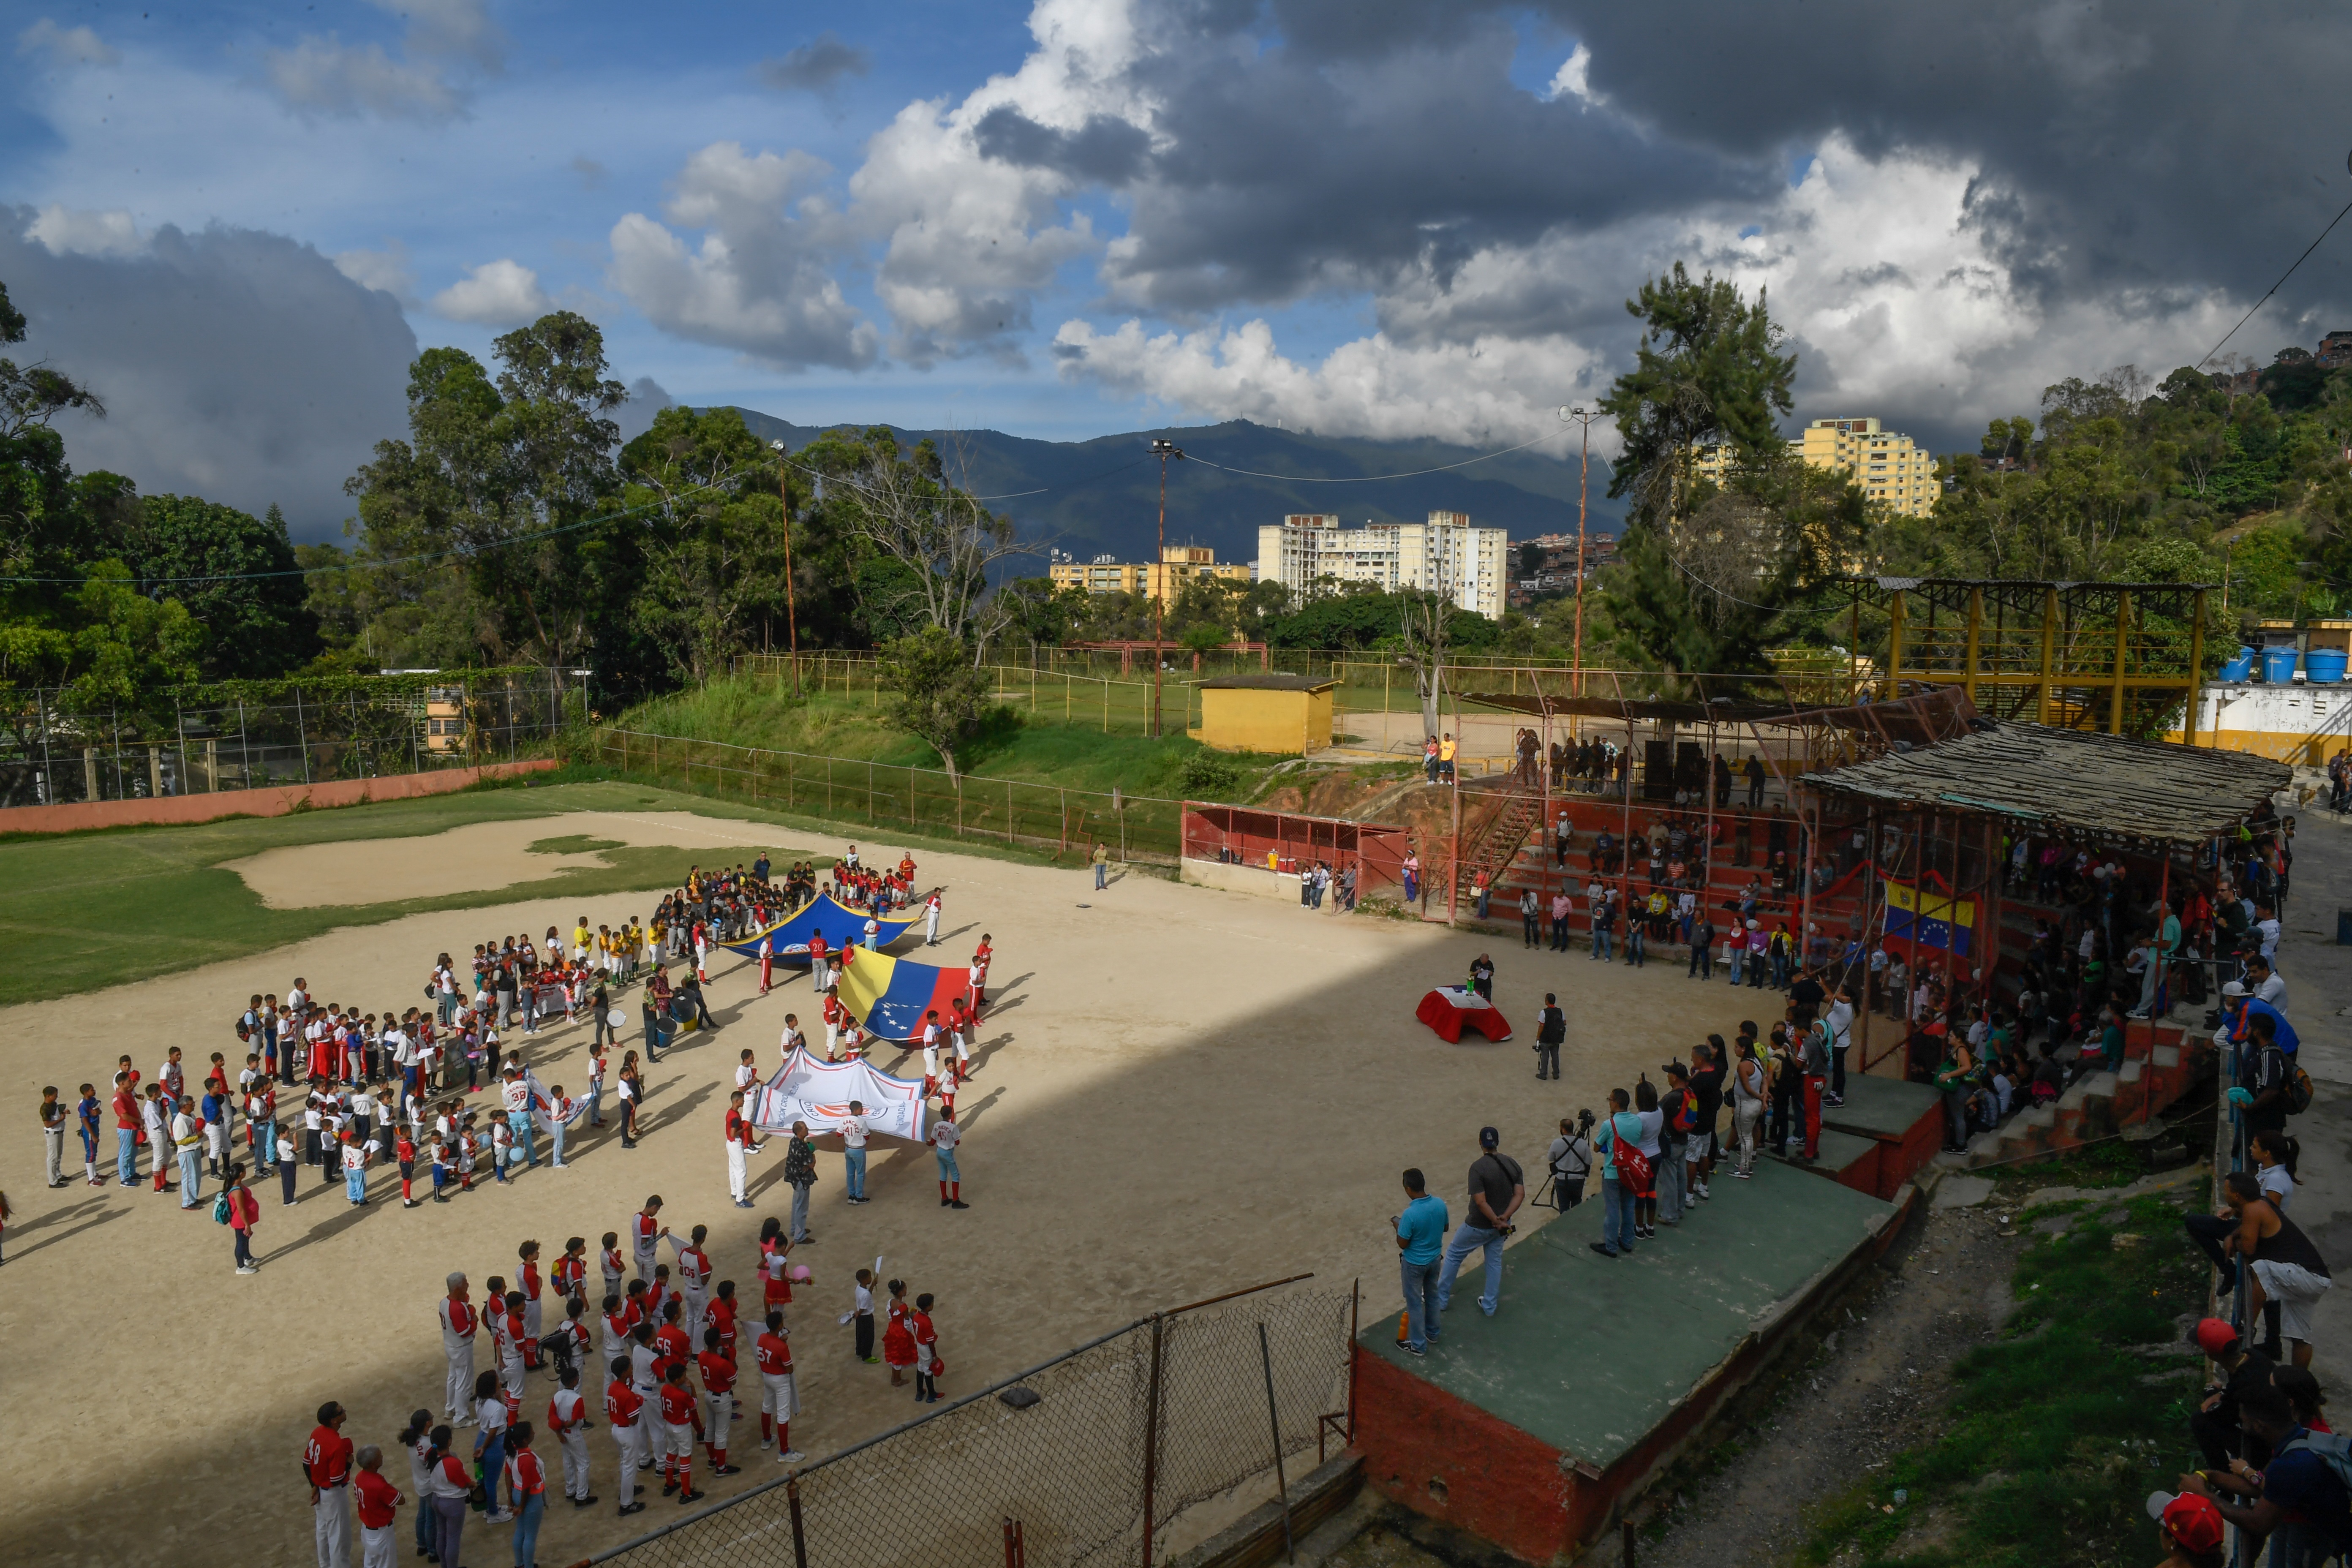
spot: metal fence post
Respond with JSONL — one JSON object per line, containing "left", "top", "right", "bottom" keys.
{"left": 294, "top": 685, "right": 311, "bottom": 783}
{"left": 173, "top": 697, "right": 187, "bottom": 798}
{"left": 787, "top": 1476, "right": 808, "bottom": 1568}
{"left": 237, "top": 699, "right": 251, "bottom": 790}
{"left": 1141, "top": 1312, "right": 1164, "bottom": 1568}
{"left": 1259, "top": 1321, "right": 1296, "bottom": 1565}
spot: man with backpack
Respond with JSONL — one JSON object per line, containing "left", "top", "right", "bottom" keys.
{"left": 2178, "top": 1376, "right": 2352, "bottom": 1566}
{"left": 1656, "top": 1064, "right": 1694, "bottom": 1224}
{"left": 2228, "top": 1010, "right": 2300, "bottom": 1163}
{"left": 1589, "top": 1089, "right": 1648, "bottom": 1258}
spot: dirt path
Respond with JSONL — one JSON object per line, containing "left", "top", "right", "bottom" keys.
{"left": 1620, "top": 1198, "right": 2021, "bottom": 1568}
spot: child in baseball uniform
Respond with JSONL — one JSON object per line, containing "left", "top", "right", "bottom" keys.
{"left": 548, "top": 1367, "right": 598, "bottom": 1508}
{"left": 696, "top": 1327, "right": 741, "bottom": 1475}
{"left": 656, "top": 1361, "right": 705, "bottom": 1503}
{"left": 756, "top": 1309, "right": 803, "bottom": 1463}
{"left": 604, "top": 1356, "right": 647, "bottom": 1516}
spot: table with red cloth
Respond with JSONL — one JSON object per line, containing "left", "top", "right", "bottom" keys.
{"left": 1415, "top": 985, "right": 1514, "bottom": 1043}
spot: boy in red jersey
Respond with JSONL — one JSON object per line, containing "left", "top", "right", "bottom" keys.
{"left": 395, "top": 1125, "right": 418, "bottom": 1209}
{"left": 667, "top": 1224, "right": 714, "bottom": 1327}
{"left": 552, "top": 1236, "right": 588, "bottom": 1304}
{"left": 704, "top": 1278, "right": 740, "bottom": 1363}
{"left": 604, "top": 1356, "right": 647, "bottom": 1516}
{"left": 696, "top": 1327, "right": 741, "bottom": 1475}
{"left": 754, "top": 1309, "right": 803, "bottom": 1463}
{"left": 517, "top": 1240, "right": 545, "bottom": 1367}
{"left": 656, "top": 1361, "right": 705, "bottom": 1503}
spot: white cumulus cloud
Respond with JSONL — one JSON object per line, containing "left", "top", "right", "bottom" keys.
{"left": 607, "top": 142, "right": 877, "bottom": 370}
{"left": 16, "top": 18, "right": 119, "bottom": 68}
{"left": 260, "top": 0, "right": 501, "bottom": 120}
{"left": 428, "top": 259, "right": 555, "bottom": 326}
{"left": 27, "top": 204, "right": 143, "bottom": 256}
{"left": 333, "top": 240, "right": 418, "bottom": 305}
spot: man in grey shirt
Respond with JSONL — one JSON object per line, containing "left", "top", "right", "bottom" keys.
{"left": 1434, "top": 1127, "right": 1525, "bottom": 1318}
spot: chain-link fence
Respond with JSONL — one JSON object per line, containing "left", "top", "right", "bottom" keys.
{"left": 0, "top": 669, "right": 588, "bottom": 808}
{"left": 592, "top": 727, "right": 1188, "bottom": 867}
{"left": 587, "top": 1277, "right": 1356, "bottom": 1568}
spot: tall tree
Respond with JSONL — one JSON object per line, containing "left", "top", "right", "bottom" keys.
{"left": 618, "top": 406, "right": 793, "bottom": 685}
{"left": 1599, "top": 264, "right": 1801, "bottom": 675}
{"left": 129, "top": 495, "right": 321, "bottom": 678}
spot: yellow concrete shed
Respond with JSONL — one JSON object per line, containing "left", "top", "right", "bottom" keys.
{"left": 1190, "top": 673, "right": 1338, "bottom": 755}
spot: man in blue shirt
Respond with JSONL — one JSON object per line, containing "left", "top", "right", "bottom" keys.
{"left": 1391, "top": 1170, "right": 1449, "bottom": 1356}
{"left": 2180, "top": 1378, "right": 2352, "bottom": 1565}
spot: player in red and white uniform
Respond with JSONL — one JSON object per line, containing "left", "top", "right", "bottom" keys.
{"left": 548, "top": 1367, "right": 598, "bottom": 1507}
{"left": 599, "top": 1232, "right": 626, "bottom": 1300}
{"left": 819, "top": 991, "right": 843, "bottom": 1060}
{"left": 437, "top": 1274, "right": 479, "bottom": 1425}
{"left": 946, "top": 994, "right": 975, "bottom": 1080}
{"left": 517, "top": 1240, "right": 545, "bottom": 1366}
{"left": 601, "top": 1293, "right": 634, "bottom": 1363}
{"left": 702, "top": 1279, "right": 740, "bottom": 1363}
{"left": 632, "top": 1197, "right": 664, "bottom": 1283}
{"left": 758, "top": 1217, "right": 795, "bottom": 1309}
{"left": 724, "top": 1094, "right": 761, "bottom": 1208}
{"left": 656, "top": 1363, "right": 705, "bottom": 1502}
{"left": 549, "top": 1296, "right": 593, "bottom": 1386}
{"left": 757, "top": 930, "right": 774, "bottom": 995}
{"left": 667, "top": 1224, "right": 714, "bottom": 1328}
{"left": 604, "top": 1356, "right": 648, "bottom": 1516}
{"left": 912, "top": 1292, "right": 942, "bottom": 1404}
{"left": 305, "top": 1400, "right": 356, "bottom": 1568}
{"left": 923, "top": 889, "right": 942, "bottom": 947}
{"left": 552, "top": 1236, "right": 588, "bottom": 1305}
{"left": 969, "top": 934, "right": 992, "bottom": 1012}
{"left": 352, "top": 1440, "right": 403, "bottom": 1568}
{"left": 755, "top": 1309, "right": 803, "bottom": 1462}
{"left": 696, "top": 1328, "right": 741, "bottom": 1475}
{"left": 920, "top": 1011, "right": 943, "bottom": 1086}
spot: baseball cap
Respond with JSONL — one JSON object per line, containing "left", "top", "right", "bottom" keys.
{"left": 1663, "top": 1062, "right": 1690, "bottom": 1080}
{"left": 2220, "top": 980, "right": 2247, "bottom": 998}
{"left": 2191, "top": 1318, "right": 2240, "bottom": 1358}
{"left": 2146, "top": 1491, "right": 2225, "bottom": 1554}
{"left": 1478, "top": 1126, "right": 1500, "bottom": 1149}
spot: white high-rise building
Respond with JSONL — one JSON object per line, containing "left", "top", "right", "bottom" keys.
{"left": 1254, "top": 511, "right": 1508, "bottom": 619}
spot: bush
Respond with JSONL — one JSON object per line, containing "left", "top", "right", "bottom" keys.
{"left": 1176, "top": 747, "right": 1243, "bottom": 797}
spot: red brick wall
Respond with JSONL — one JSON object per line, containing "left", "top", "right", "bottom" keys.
{"left": 0, "top": 759, "right": 559, "bottom": 836}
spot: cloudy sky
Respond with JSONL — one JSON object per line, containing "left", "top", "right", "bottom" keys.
{"left": 5, "top": 0, "right": 2351, "bottom": 537}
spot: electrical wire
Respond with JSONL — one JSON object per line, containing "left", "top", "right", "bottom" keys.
{"left": 2196, "top": 192, "right": 2352, "bottom": 371}
{"left": 1180, "top": 428, "right": 1565, "bottom": 482}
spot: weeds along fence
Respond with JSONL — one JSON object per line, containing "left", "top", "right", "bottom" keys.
{"left": 585, "top": 1276, "right": 1358, "bottom": 1568}
{"left": 0, "top": 669, "right": 588, "bottom": 810}
{"left": 592, "top": 727, "right": 1189, "bottom": 866}
{"left": 727, "top": 652, "right": 1871, "bottom": 754}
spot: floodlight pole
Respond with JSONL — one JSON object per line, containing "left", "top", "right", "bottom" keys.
{"left": 1560, "top": 406, "right": 1601, "bottom": 705}
{"left": 768, "top": 440, "right": 803, "bottom": 697}
{"left": 1150, "top": 439, "right": 1186, "bottom": 738}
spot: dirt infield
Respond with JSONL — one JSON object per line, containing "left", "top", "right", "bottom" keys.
{"left": 0, "top": 803, "right": 1810, "bottom": 1568}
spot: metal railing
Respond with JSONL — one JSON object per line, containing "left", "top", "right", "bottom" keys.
{"left": 584, "top": 1277, "right": 1356, "bottom": 1568}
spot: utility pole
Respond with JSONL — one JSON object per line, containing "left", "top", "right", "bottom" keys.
{"left": 1150, "top": 438, "right": 1186, "bottom": 738}
{"left": 768, "top": 440, "right": 803, "bottom": 697}
{"left": 1559, "top": 406, "right": 1602, "bottom": 701}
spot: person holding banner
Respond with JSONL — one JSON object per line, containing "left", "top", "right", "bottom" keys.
{"left": 724, "top": 1092, "right": 760, "bottom": 1208}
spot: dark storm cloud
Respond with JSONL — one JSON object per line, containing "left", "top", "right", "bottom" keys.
{"left": 758, "top": 33, "right": 871, "bottom": 94}
{"left": 974, "top": 106, "right": 1154, "bottom": 185}
{"left": 1, "top": 210, "right": 416, "bottom": 539}
{"left": 1034, "top": 0, "right": 2351, "bottom": 347}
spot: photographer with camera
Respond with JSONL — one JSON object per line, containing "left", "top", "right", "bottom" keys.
{"left": 1546, "top": 1113, "right": 1593, "bottom": 1211}
{"left": 1434, "top": 1127, "right": 1525, "bottom": 1319}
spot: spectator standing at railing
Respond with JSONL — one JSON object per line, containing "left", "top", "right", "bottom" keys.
{"left": 1391, "top": 1169, "right": 1448, "bottom": 1355}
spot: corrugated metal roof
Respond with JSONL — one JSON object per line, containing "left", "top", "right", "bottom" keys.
{"left": 1801, "top": 723, "right": 2289, "bottom": 843}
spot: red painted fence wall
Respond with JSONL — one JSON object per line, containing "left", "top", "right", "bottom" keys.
{"left": 0, "top": 759, "right": 560, "bottom": 836}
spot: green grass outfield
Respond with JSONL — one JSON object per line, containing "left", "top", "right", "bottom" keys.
{"left": 0, "top": 773, "right": 1066, "bottom": 1010}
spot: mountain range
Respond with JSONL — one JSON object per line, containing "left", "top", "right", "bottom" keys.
{"left": 726, "top": 411, "right": 1622, "bottom": 573}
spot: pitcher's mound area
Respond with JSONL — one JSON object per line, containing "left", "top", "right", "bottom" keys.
{"left": 221, "top": 809, "right": 794, "bottom": 906}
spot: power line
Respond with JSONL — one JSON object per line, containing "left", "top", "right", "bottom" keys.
{"left": 2197, "top": 191, "right": 2352, "bottom": 371}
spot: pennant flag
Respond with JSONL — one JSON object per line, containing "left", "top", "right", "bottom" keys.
{"left": 835, "top": 944, "right": 973, "bottom": 1043}
{"left": 1883, "top": 879, "right": 1976, "bottom": 957}
{"left": 750, "top": 1046, "right": 926, "bottom": 1144}
{"left": 719, "top": 893, "right": 926, "bottom": 963}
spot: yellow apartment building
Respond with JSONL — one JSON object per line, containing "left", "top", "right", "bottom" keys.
{"left": 1048, "top": 544, "right": 1251, "bottom": 604}
{"left": 1689, "top": 417, "right": 1938, "bottom": 517}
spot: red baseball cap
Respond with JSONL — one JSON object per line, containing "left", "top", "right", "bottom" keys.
{"left": 2147, "top": 1491, "right": 2226, "bottom": 1554}
{"left": 2192, "top": 1318, "right": 2240, "bottom": 1358}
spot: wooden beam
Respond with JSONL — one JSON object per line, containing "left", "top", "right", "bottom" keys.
{"left": 2108, "top": 589, "right": 2132, "bottom": 735}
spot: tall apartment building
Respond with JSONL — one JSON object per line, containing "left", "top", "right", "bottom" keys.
{"left": 1047, "top": 544, "right": 1250, "bottom": 605}
{"left": 1254, "top": 511, "right": 1508, "bottom": 619}
{"left": 1688, "top": 417, "right": 1938, "bottom": 517}
{"left": 1795, "top": 416, "right": 1936, "bottom": 515}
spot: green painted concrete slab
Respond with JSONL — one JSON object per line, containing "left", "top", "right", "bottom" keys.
{"left": 1361, "top": 1160, "right": 1893, "bottom": 1470}
{"left": 1820, "top": 1073, "right": 1941, "bottom": 1140}
{"left": 1765, "top": 1127, "right": 1878, "bottom": 1171}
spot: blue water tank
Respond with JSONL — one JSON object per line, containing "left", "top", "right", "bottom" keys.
{"left": 2260, "top": 647, "right": 2300, "bottom": 683}
{"left": 2308, "top": 648, "right": 2348, "bottom": 685}
{"left": 2218, "top": 647, "right": 2254, "bottom": 682}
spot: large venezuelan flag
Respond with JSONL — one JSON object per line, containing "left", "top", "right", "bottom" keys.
{"left": 718, "top": 893, "right": 923, "bottom": 964}
{"left": 1883, "top": 879, "right": 1976, "bottom": 956}
{"left": 836, "top": 945, "right": 973, "bottom": 1042}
